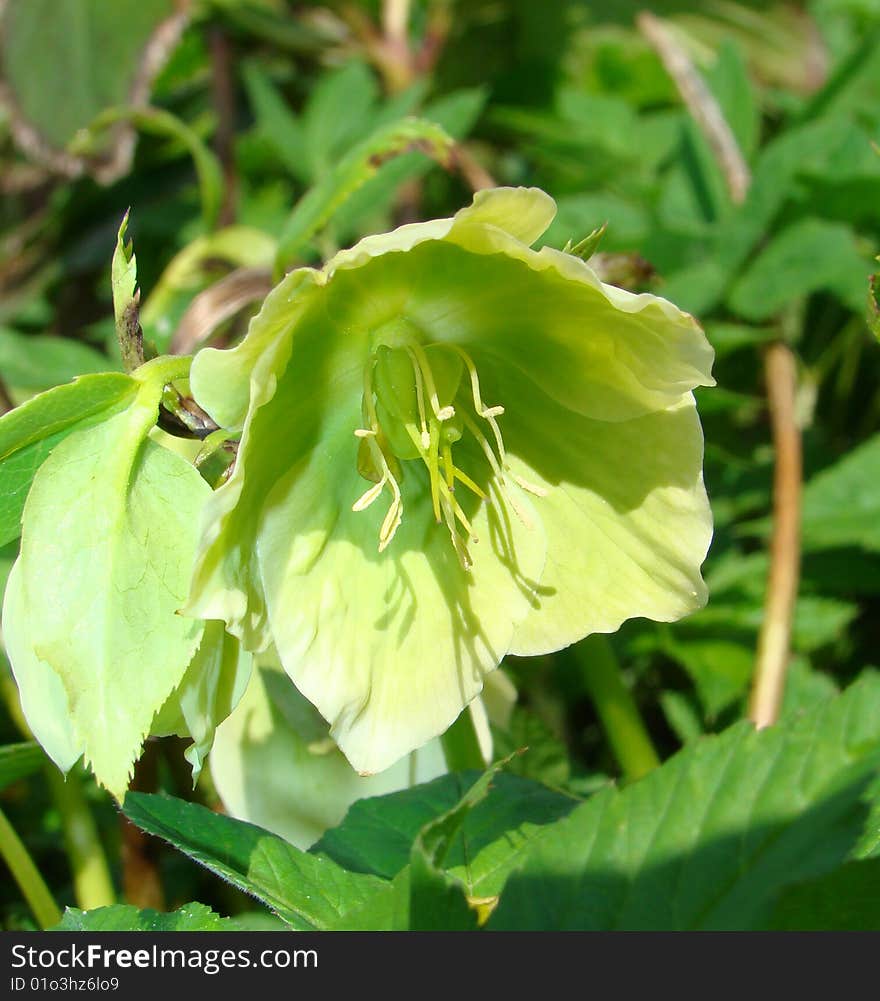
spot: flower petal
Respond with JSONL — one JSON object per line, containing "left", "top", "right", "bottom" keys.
{"left": 257, "top": 417, "right": 546, "bottom": 774}
{"left": 330, "top": 238, "right": 713, "bottom": 423}
{"left": 451, "top": 186, "right": 557, "bottom": 246}
{"left": 190, "top": 268, "right": 322, "bottom": 430}
{"left": 494, "top": 363, "right": 712, "bottom": 654}
{"left": 210, "top": 662, "right": 445, "bottom": 849}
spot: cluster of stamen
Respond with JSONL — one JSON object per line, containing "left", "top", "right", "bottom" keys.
{"left": 352, "top": 335, "right": 545, "bottom": 570}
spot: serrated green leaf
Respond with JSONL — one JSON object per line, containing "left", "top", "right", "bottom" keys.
{"left": 14, "top": 377, "right": 209, "bottom": 796}
{"left": 152, "top": 621, "right": 252, "bottom": 783}
{"left": 313, "top": 770, "right": 576, "bottom": 894}
{"left": 0, "top": 373, "right": 137, "bottom": 546}
{"left": 111, "top": 211, "right": 142, "bottom": 373}
{"left": 409, "top": 766, "right": 506, "bottom": 931}
{"left": 489, "top": 677, "right": 880, "bottom": 930}
{"left": 53, "top": 902, "right": 232, "bottom": 932}
{"left": 0, "top": 741, "right": 45, "bottom": 792}
{"left": 3, "top": 561, "right": 82, "bottom": 773}
{"left": 123, "top": 792, "right": 388, "bottom": 930}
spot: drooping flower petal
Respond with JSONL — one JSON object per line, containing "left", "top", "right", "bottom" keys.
{"left": 186, "top": 186, "right": 714, "bottom": 775}
{"left": 209, "top": 663, "right": 446, "bottom": 849}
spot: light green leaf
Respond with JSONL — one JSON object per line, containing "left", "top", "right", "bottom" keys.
{"left": 153, "top": 622, "right": 252, "bottom": 783}
{"left": 0, "top": 741, "right": 46, "bottom": 792}
{"left": 2, "top": 562, "right": 82, "bottom": 773}
{"left": 0, "top": 372, "right": 137, "bottom": 546}
{"left": 53, "top": 902, "right": 232, "bottom": 932}
{"left": 15, "top": 378, "right": 209, "bottom": 796}
{"left": 0, "top": 329, "right": 111, "bottom": 389}
{"left": 490, "top": 677, "right": 880, "bottom": 930}
{"left": 123, "top": 791, "right": 388, "bottom": 930}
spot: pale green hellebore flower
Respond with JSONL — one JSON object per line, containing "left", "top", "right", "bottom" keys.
{"left": 185, "top": 187, "right": 715, "bottom": 775}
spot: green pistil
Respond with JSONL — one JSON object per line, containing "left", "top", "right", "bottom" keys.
{"left": 353, "top": 339, "right": 543, "bottom": 568}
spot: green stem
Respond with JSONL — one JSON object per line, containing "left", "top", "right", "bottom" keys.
{"left": 441, "top": 706, "right": 486, "bottom": 772}
{"left": 133, "top": 353, "right": 192, "bottom": 389}
{"left": 0, "top": 806, "right": 61, "bottom": 928}
{"left": 575, "top": 635, "right": 660, "bottom": 782}
{"left": 46, "top": 768, "right": 115, "bottom": 910}
{"left": 2, "top": 669, "right": 115, "bottom": 910}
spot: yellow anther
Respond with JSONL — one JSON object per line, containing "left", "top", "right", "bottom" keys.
{"left": 354, "top": 337, "right": 545, "bottom": 563}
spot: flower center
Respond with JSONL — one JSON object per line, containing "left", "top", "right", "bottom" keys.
{"left": 352, "top": 327, "right": 544, "bottom": 569}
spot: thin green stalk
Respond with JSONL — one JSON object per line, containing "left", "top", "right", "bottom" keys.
{"left": 441, "top": 706, "right": 486, "bottom": 773}
{"left": 1, "top": 670, "right": 115, "bottom": 910}
{"left": 46, "top": 768, "right": 115, "bottom": 910}
{"left": 575, "top": 635, "right": 660, "bottom": 782}
{"left": 0, "top": 806, "right": 61, "bottom": 929}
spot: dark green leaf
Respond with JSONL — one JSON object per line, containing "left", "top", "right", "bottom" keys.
{"left": 313, "top": 770, "right": 576, "bottom": 892}
{"left": 409, "top": 766, "right": 505, "bottom": 931}
{"left": 490, "top": 677, "right": 880, "bottom": 930}
{"left": 123, "top": 792, "right": 387, "bottom": 930}
{"left": 798, "top": 434, "right": 880, "bottom": 552}
{"left": 767, "top": 859, "right": 880, "bottom": 930}
{"left": 727, "top": 218, "right": 871, "bottom": 319}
